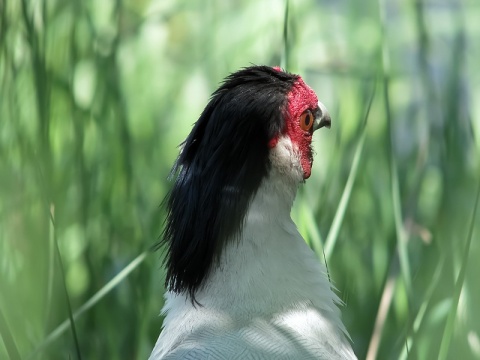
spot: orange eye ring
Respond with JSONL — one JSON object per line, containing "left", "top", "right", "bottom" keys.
{"left": 300, "top": 110, "right": 314, "bottom": 132}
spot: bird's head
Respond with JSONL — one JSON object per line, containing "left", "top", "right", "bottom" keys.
{"left": 267, "top": 66, "right": 331, "bottom": 181}
{"left": 161, "top": 66, "right": 331, "bottom": 301}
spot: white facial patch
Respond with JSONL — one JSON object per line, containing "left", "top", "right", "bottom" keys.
{"left": 268, "top": 136, "right": 304, "bottom": 184}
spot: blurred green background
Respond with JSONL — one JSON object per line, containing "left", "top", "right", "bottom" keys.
{"left": 1, "top": 0, "right": 479, "bottom": 359}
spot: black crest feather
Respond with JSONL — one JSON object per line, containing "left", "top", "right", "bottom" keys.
{"left": 160, "top": 66, "right": 298, "bottom": 300}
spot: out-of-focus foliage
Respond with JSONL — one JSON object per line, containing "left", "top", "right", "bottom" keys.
{"left": 0, "top": 0, "right": 479, "bottom": 359}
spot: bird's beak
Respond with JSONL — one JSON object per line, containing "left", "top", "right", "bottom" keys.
{"left": 313, "top": 101, "right": 331, "bottom": 131}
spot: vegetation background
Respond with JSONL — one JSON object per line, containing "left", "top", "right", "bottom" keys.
{"left": 1, "top": 0, "right": 479, "bottom": 359}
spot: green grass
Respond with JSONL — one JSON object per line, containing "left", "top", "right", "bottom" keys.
{"left": 1, "top": 0, "right": 480, "bottom": 359}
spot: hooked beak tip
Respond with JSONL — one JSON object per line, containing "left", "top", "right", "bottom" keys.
{"left": 318, "top": 115, "right": 331, "bottom": 130}
{"left": 313, "top": 102, "right": 332, "bottom": 131}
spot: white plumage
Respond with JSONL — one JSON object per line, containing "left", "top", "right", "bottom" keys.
{"left": 150, "top": 136, "right": 357, "bottom": 359}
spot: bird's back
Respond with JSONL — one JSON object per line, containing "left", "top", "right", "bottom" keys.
{"left": 151, "top": 305, "right": 356, "bottom": 360}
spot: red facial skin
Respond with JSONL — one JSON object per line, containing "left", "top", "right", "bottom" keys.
{"left": 269, "top": 74, "right": 319, "bottom": 179}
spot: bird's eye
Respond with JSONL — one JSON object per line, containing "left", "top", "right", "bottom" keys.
{"left": 300, "top": 110, "right": 314, "bottom": 132}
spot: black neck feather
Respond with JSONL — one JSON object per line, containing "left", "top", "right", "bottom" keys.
{"left": 160, "top": 66, "right": 298, "bottom": 300}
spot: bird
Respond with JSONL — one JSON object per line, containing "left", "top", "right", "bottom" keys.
{"left": 150, "top": 66, "right": 357, "bottom": 360}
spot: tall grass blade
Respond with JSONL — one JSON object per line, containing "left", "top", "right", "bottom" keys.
{"left": 366, "top": 254, "right": 398, "bottom": 360}
{"left": 378, "top": 0, "right": 413, "bottom": 301}
{"left": 438, "top": 179, "right": 480, "bottom": 360}
{"left": 28, "top": 251, "right": 148, "bottom": 358}
{"left": 49, "top": 208, "right": 82, "bottom": 360}
{"left": 399, "top": 256, "right": 446, "bottom": 360}
{"left": 44, "top": 205, "right": 56, "bottom": 339}
{"left": 324, "top": 82, "right": 376, "bottom": 260}
{"left": 0, "top": 306, "right": 21, "bottom": 360}
{"left": 367, "top": 2, "right": 413, "bottom": 357}
{"left": 299, "top": 200, "right": 324, "bottom": 257}
{"left": 391, "top": 159, "right": 413, "bottom": 297}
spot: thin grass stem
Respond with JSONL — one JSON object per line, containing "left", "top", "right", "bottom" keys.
{"left": 28, "top": 251, "right": 148, "bottom": 358}
{"left": 0, "top": 306, "right": 22, "bottom": 360}
{"left": 324, "top": 82, "right": 376, "bottom": 260}
{"left": 438, "top": 179, "right": 480, "bottom": 360}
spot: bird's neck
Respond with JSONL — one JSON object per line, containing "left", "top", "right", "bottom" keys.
{"left": 248, "top": 165, "right": 299, "bottom": 218}
{"left": 188, "top": 169, "right": 341, "bottom": 320}
{"left": 160, "top": 167, "right": 350, "bottom": 351}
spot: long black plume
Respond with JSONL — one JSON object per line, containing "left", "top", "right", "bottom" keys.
{"left": 160, "top": 66, "right": 298, "bottom": 300}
